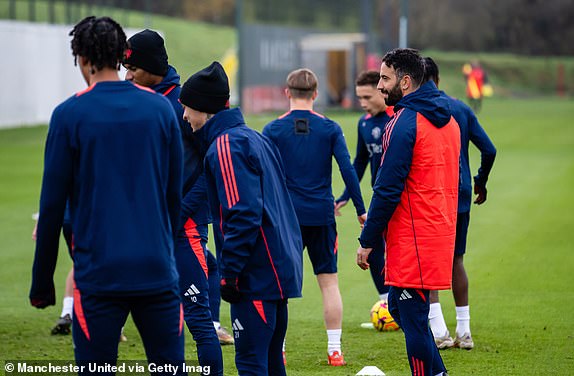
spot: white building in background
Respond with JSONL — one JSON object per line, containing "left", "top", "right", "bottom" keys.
{"left": 0, "top": 20, "right": 137, "bottom": 129}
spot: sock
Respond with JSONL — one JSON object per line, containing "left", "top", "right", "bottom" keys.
{"left": 428, "top": 303, "right": 448, "bottom": 338}
{"left": 379, "top": 292, "right": 389, "bottom": 301}
{"left": 455, "top": 305, "right": 470, "bottom": 336}
{"left": 61, "top": 296, "right": 73, "bottom": 318}
{"left": 282, "top": 338, "right": 286, "bottom": 352}
{"left": 213, "top": 321, "right": 221, "bottom": 330}
{"left": 327, "top": 329, "right": 342, "bottom": 355}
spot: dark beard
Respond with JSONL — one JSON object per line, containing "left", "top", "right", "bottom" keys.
{"left": 383, "top": 82, "right": 403, "bottom": 106}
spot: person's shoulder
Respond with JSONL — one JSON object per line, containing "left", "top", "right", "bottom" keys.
{"left": 448, "top": 95, "right": 471, "bottom": 112}
{"left": 263, "top": 116, "right": 284, "bottom": 133}
{"left": 395, "top": 106, "right": 417, "bottom": 119}
{"left": 392, "top": 107, "right": 418, "bottom": 130}
{"left": 447, "top": 96, "right": 476, "bottom": 123}
{"left": 308, "top": 111, "right": 337, "bottom": 127}
{"left": 309, "top": 110, "right": 340, "bottom": 129}
{"left": 131, "top": 82, "right": 157, "bottom": 95}
{"left": 129, "top": 83, "right": 174, "bottom": 111}
{"left": 57, "top": 92, "right": 81, "bottom": 109}
{"left": 52, "top": 90, "right": 88, "bottom": 120}
{"left": 359, "top": 113, "right": 370, "bottom": 123}
{"left": 216, "top": 126, "right": 252, "bottom": 147}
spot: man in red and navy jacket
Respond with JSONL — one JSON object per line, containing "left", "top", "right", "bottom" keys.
{"left": 357, "top": 49, "right": 460, "bottom": 376}
{"left": 180, "top": 62, "right": 303, "bottom": 376}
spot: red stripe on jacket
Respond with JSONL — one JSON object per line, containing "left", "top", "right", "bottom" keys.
{"left": 217, "top": 136, "right": 235, "bottom": 208}
{"left": 223, "top": 135, "right": 240, "bottom": 205}
{"left": 260, "top": 227, "right": 284, "bottom": 299}
{"left": 380, "top": 109, "right": 404, "bottom": 166}
{"left": 217, "top": 135, "right": 240, "bottom": 208}
{"left": 162, "top": 84, "right": 177, "bottom": 97}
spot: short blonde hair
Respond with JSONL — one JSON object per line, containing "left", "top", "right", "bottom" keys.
{"left": 286, "top": 68, "right": 317, "bottom": 100}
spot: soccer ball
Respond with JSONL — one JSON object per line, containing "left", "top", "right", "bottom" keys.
{"left": 370, "top": 300, "right": 400, "bottom": 332}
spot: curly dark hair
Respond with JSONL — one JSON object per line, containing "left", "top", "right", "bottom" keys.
{"left": 69, "top": 16, "right": 127, "bottom": 72}
{"left": 381, "top": 48, "right": 425, "bottom": 89}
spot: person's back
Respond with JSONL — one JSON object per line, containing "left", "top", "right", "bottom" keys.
{"left": 203, "top": 109, "right": 303, "bottom": 300}
{"left": 264, "top": 110, "right": 350, "bottom": 225}
{"left": 449, "top": 96, "right": 495, "bottom": 208}
{"left": 54, "top": 81, "right": 181, "bottom": 293}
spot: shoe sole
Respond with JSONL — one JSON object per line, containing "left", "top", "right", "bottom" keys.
{"left": 455, "top": 342, "right": 474, "bottom": 350}
{"left": 435, "top": 340, "right": 455, "bottom": 350}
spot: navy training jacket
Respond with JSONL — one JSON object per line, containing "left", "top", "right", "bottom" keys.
{"left": 31, "top": 81, "right": 183, "bottom": 299}
{"left": 445, "top": 94, "right": 496, "bottom": 213}
{"left": 201, "top": 108, "right": 303, "bottom": 301}
{"left": 263, "top": 110, "right": 365, "bottom": 226}
{"left": 153, "top": 66, "right": 210, "bottom": 228}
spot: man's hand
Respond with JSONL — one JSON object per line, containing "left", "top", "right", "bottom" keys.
{"left": 474, "top": 184, "right": 487, "bottom": 205}
{"left": 357, "top": 213, "right": 367, "bottom": 228}
{"left": 334, "top": 200, "right": 348, "bottom": 216}
{"left": 30, "top": 284, "right": 56, "bottom": 309}
{"left": 220, "top": 277, "right": 241, "bottom": 304}
{"left": 356, "top": 246, "right": 373, "bottom": 270}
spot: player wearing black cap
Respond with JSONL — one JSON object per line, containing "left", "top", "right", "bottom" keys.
{"left": 180, "top": 62, "right": 303, "bottom": 376}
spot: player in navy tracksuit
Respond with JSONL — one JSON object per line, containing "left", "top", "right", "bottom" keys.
{"left": 180, "top": 62, "right": 303, "bottom": 376}
{"left": 335, "top": 70, "right": 395, "bottom": 302}
{"left": 32, "top": 204, "right": 76, "bottom": 335}
{"left": 123, "top": 29, "right": 223, "bottom": 373}
{"left": 29, "top": 17, "right": 185, "bottom": 374}
{"left": 263, "top": 68, "right": 366, "bottom": 366}
{"left": 423, "top": 57, "right": 496, "bottom": 350}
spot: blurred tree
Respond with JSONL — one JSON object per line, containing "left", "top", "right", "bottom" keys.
{"left": 52, "top": 0, "right": 574, "bottom": 55}
{"left": 182, "top": 0, "right": 235, "bottom": 25}
{"left": 382, "top": 0, "right": 574, "bottom": 55}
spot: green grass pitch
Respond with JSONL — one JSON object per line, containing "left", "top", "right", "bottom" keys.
{"left": 0, "top": 97, "right": 573, "bottom": 375}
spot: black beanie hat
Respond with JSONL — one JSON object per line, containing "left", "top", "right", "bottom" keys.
{"left": 180, "top": 62, "right": 230, "bottom": 114}
{"left": 124, "top": 29, "right": 168, "bottom": 76}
